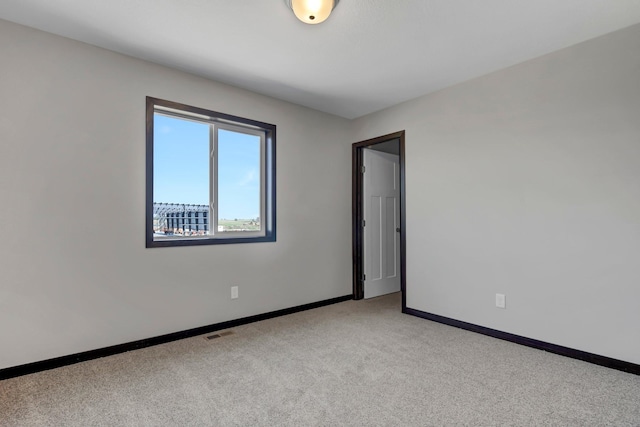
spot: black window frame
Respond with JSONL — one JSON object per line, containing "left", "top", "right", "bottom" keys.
{"left": 146, "top": 96, "right": 276, "bottom": 248}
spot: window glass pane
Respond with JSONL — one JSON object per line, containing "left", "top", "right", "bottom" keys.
{"left": 153, "top": 114, "right": 210, "bottom": 237}
{"left": 217, "top": 129, "right": 261, "bottom": 233}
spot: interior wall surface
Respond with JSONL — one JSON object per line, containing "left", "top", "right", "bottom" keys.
{"left": 0, "top": 19, "right": 353, "bottom": 369}
{"left": 351, "top": 24, "right": 640, "bottom": 364}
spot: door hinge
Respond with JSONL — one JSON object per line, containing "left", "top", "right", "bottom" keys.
{"left": 362, "top": 274, "right": 366, "bottom": 282}
{"left": 361, "top": 165, "right": 365, "bottom": 173}
{"left": 362, "top": 219, "right": 365, "bottom": 227}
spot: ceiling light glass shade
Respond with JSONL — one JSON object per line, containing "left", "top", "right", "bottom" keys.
{"left": 285, "top": 0, "right": 339, "bottom": 25}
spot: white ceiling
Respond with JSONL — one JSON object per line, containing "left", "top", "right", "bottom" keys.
{"left": 1, "top": 1, "right": 640, "bottom": 119}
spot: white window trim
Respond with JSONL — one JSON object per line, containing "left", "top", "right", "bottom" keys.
{"left": 211, "top": 122, "right": 266, "bottom": 239}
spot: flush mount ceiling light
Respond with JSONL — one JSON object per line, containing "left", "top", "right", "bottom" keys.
{"left": 284, "top": 0, "right": 340, "bottom": 25}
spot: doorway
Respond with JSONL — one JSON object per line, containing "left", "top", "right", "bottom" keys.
{"left": 352, "top": 131, "right": 406, "bottom": 305}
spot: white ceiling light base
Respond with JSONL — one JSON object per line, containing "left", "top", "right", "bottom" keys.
{"left": 284, "top": 0, "right": 340, "bottom": 24}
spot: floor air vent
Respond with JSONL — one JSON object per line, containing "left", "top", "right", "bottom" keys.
{"left": 205, "top": 330, "right": 234, "bottom": 340}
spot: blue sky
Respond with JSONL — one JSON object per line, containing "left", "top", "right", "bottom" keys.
{"left": 154, "top": 114, "right": 261, "bottom": 220}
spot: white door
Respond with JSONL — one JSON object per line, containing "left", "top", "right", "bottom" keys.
{"left": 363, "top": 149, "right": 400, "bottom": 299}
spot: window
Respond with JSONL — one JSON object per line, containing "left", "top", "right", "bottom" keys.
{"left": 146, "top": 97, "right": 276, "bottom": 247}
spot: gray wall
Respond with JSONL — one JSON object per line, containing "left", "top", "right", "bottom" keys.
{"left": 352, "top": 24, "right": 640, "bottom": 365}
{"left": 0, "top": 19, "right": 352, "bottom": 369}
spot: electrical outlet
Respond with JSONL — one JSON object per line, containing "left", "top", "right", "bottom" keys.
{"left": 496, "top": 293, "right": 506, "bottom": 309}
{"left": 231, "top": 286, "right": 239, "bottom": 299}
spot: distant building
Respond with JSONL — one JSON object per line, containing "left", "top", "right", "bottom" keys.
{"left": 153, "top": 203, "right": 209, "bottom": 234}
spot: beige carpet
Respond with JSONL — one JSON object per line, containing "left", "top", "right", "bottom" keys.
{"left": 1, "top": 293, "right": 639, "bottom": 426}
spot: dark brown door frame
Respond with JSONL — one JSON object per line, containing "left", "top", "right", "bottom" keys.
{"left": 352, "top": 130, "right": 406, "bottom": 308}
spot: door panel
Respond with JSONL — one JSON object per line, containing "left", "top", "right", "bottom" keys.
{"left": 363, "top": 149, "right": 400, "bottom": 299}
{"left": 386, "top": 197, "right": 397, "bottom": 278}
{"left": 370, "top": 195, "right": 382, "bottom": 280}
